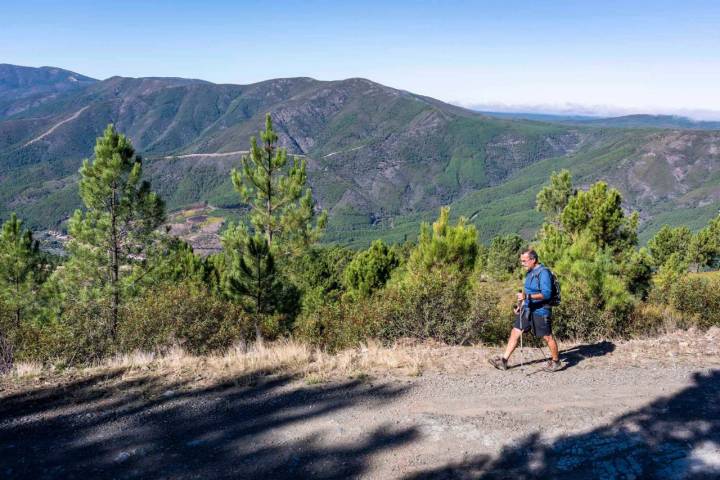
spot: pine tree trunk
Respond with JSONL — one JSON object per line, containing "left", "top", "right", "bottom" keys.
{"left": 110, "top": 197, "right": 119, "bottom": 339}
{"left": 254, "top": 317, "right": 263, "bottom": 345}
{"left": 266, "top": 151, "right": 273, "bottom": 248}
{"left": 14, "top": 278, "right": 20, "bottom": 328}
{"left": 254, "top": 287, "right": 263, "bottom": 344}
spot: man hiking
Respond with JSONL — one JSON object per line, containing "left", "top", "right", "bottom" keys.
{"left": 489, "top": 249, "right": 562, "bottom": 372}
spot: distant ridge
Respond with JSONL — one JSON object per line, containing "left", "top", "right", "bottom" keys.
{"left": 0, "top": 64, "right": 97, "bottom": 118}
{"left": 1, "top": 64, "right": 719, "bottom": 247}
{"left": 478, "top": 111, "right": 720, "bottom": 130}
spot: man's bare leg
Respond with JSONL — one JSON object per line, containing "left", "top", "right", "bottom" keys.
{"left": 503, "top": 327, "right": 523, "bottom": 360}
{"left": 543, "top": 335, "right": 560, "bottom": 362}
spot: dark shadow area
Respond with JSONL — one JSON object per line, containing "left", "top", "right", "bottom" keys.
{"left": 406, "top": 369, "right": 720, "bottom": 479}
{"left": 509, "top": 340, "right": 616, "bottom": 371}
{"left": 560, "top": 341, "right": 616, "bottom": 368}
{"left": 0, "top": 369, "right": 415, "bottom": 479}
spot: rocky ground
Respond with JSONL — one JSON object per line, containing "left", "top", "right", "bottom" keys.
{"left": 2, "top": 330, "right": 719, "bottom": 479}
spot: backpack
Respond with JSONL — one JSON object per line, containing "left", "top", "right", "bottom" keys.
{"left": 532, "top": 266, "right": 561, "bottom": 307}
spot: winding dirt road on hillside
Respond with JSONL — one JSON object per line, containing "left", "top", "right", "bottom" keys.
{"left": 23, "top": 106, "right": 89, "bottom": 146}
{"left": 1, "top": 333, "right": 719, "bottom": 479}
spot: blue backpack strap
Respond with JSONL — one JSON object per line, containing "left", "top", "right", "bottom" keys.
{"left": 532, "top": 266, "right": 549, "bottom": 303}
{"left": 532, "top": 266, "right": 545, "bottom": 289}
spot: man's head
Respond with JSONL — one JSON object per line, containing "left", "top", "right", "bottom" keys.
{"left": 520, "top": 249, "right": 539, "bottom": 272}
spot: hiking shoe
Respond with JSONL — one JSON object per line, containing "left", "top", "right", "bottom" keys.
{"left": 542, "top": 360, "right": 563, "bottom": 372}
{"left": 488, "top": 356, "right": 508, "bottom": 371}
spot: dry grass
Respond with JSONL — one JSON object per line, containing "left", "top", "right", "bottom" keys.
{"left": 8, "top": 361, "right": 43, "bottom": 378}
{"left": 4, "top": 329, "right": 718, "bottom": 392}
{"left": 39, "top": 339, "right": 437, "bottom": 388}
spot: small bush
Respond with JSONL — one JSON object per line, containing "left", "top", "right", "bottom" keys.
{"left": 294, "top": 296, "right": 385, "bottom": 352}
{"left": 471, "top": 279, "right": 514, "bottom": 345}
{"left": 343, "top": 240, "right": 400, "bottom": 297}
{"left": 376, "top": 270, "right": 472, "bottom": 344}
{"left": 626, "top": 303, "right": 687, "bottom": 337}
{"left": 662, "top": 274, "right": 720, "bottom": 329}
{"left": 551, "top": 291, "right": 626, "bottom": 340}
{"left": 119, "top": 281, "right": 252, "bottom": 355}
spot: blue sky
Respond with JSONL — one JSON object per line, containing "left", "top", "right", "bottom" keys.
{"left": 3, "top": 0, "right": 720, "bottom": 118}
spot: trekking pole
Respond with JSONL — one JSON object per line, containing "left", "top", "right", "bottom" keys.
{"left": 516, "top": 293, "right": 525, "bottom": 371}
{"left": 519, "top": 320, "right": 524, "bottom": 369}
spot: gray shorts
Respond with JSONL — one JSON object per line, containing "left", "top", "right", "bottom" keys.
{"left": 514, "top": 312, "right": 552, "bottom": 337}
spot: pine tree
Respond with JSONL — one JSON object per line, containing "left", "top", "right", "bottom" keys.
{"left": 560, "top": 181, "right": 638, "bottom": 252}
{"left": 687, "top": 214, "right": 720, "bottom": 271}
{"left": 0, "top": 214, "right": 45, "bottom": 327}
{"left": 536, "top": 169, "right": 574, "bottom": 223}
{"left": 485, "top": 233, "right": 524, "bottom": 278}
{"left": 343, "top": 239, "right": 400, "bottom": 297}
{"left": 223, "top": 231, "right": 280, "bottom": 341}
{"left": 230, "top": 113, "right": 326, "bottom": 256}
{"left": 63, "top": 124, "right": 165, "bottom": 337}
{"left": 407, "top": 207, "right": 478, "bottom": 275}
{"left": 223, "top": 114, "right": 326, "bottom": 341}
{"left": 647, "top": 225, "right": 692, "bottom": 268}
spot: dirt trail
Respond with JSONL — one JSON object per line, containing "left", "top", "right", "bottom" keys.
{"left": 1, "top": 335, "right": 719, "bottom": 479}
{"left": 23, "top": 106, "right": 89, "bottom": 146}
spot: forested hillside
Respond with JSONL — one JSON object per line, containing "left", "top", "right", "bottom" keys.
{"left": 1, "top": 64, "right": 719, "bottom": 247}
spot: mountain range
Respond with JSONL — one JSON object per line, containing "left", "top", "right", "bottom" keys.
{"left": 1, "top": 63, "right": 719, "bottom": 247}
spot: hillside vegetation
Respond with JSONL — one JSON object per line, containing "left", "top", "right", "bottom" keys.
{"left": 1, "top": 118, "right": 719, "bottom": 373}
{"left": 1, "top": 65, "right": 719, "bottom": 247}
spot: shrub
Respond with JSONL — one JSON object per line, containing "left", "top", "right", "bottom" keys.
{"left": 376, "top": 270, "right": 473, "bottom": 344}
{"left": 484, "top": 234, "right": 524, "bottom": 279}
{"left": 9, "top": 297, "right": 116, "bottom": 364}
{"left": 407, "top": 207, "right": 478, "bottom": 275}
{"left": 469, "top": 278, "right": 508, "bottom": 345}
{"left": 551, "top": 288, "right": 627, "bottom": 340}
{"left": 665, "top": 274, "right": 720, "bottom": 329}
{"left": 647, "top": 225, "right": 692, "bottom": 268}
{"left": 119, "top": 281, "right": 251, "bottom": 355}
{"left": 626, "top": 303, "right": 687, "bottom": 337}
{"left": 294, "top": 294, "right": 387, "bottom": 352}
{"left": 343, "top": 240, "right": 400, "bottom": 297}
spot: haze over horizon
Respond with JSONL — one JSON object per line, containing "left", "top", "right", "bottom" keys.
{"left": 3, "top": 0, "right": 720, "bottom": 119}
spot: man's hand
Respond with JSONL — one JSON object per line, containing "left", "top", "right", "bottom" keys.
{"left": 517, "top": 292, "right": 526, "bottom": 302}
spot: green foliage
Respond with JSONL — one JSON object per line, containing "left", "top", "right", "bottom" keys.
{"left": 230, "top": 114, "right": 327, "bottom": 257}
{"left": 561, "top": 181, "right": 638, "bottom": 252}
{"left": 620, "top": 248, "right": 653, "bottom": 299}
{"left": 222, "top": 230, "right": 282, "bottom": 341}
{"left": 660, "top": 274, "right": 720, "bottom": 329}
{"left": 554, "top": 232, "right": 634, "bottom": 314}
{"left": 0, "top": 213, "right": 46, "bottom": 328}
{"left": 120, "top": 281, "right": 250, "bottom": 355}
{"left": 536, "top": 169, "right": 573, "bottom": 221}
{"left": 687, "top": 214, "right": 720, "bottom": 270}
{"left": 294, "top": 296, "right": 381, "bottom": 352}
{"left": 484, "top": 233, "right": 524, "bottom": 279}
{"left": 221, "top": 115, "right": 329, "bottom": 341}
{"left": 136, "top": 237, "right": 208, "bottom": 286}
{"left": 343, "top": 240, "right": 400, "bottom": 297}
{"left": 60, "top": 124, "right": 165, "bottom": 337}
{"left": 652, "top": 252, "right": 690, "bottom": 294}
{"left": 286, "top": 245, "right": 354, "bottom": 318}
{"left": 407, "top": 207, "right": 478, "bottom": 275}
{"left": 298, "top": 269, "right": 477, "bottom": 349}
{"left": 535, "top": 223, "right": 572, "bottom": 268}
{"left": 647, "top": 225, "right": 692, "bottom": 267}
{"left": 376, "top": 270, "right": 473, "bottom": 344}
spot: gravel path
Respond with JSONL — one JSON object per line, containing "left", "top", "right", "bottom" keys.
{"left": 1, "top": 338, "right": 719, "bottom": 479}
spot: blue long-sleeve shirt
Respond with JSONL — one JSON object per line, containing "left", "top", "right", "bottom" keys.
{"left": 524, "top": 264, "right": 553, "bottom": 317}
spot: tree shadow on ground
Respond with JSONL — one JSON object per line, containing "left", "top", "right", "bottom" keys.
{"left": 0, "top": 369, "right": 415, "bottom": 479}
{"left": 406, "top": 369, "right": 720, "bottom": 479}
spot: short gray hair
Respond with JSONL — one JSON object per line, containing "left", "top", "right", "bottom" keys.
{"left": 521, "top": 249, "right": 538, "bottom": 261}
